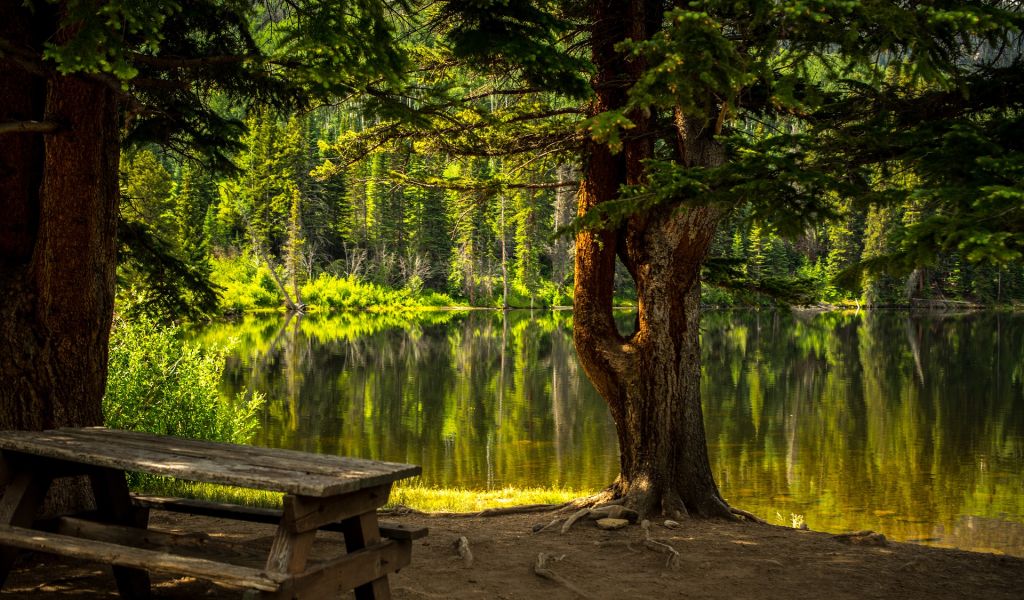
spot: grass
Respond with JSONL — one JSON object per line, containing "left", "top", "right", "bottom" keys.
{"left": 387, "top": 484, "right": 585, "bottom": 513}
{"left": 132, "top": 478, "right": 588, "bottom": 513}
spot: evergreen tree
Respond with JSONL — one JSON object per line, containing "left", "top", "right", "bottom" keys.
{"left": 0, "top": 0, "right": 404, "bottom": 445}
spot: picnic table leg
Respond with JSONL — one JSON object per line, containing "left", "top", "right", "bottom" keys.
{"left": 341, "top": 512, "right": 391, "bottom": 600}
{"left": 243, "top": 493, "right": 320, "bottom": 600}
{"left": 89, "top": 467, "right": 152, "bottom": 600}
{"left": 0, "top": 457, "right": 51, "bottom": 589}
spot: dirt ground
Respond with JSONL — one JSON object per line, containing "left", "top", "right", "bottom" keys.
{"left": 4, "top": 509, "right": 1022, "bottom": 599}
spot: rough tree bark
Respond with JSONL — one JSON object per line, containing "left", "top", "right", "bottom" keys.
{"left": 572, "top": 0, "right": 734, "bottom": 519}
{"left": 0, "top": 4, "right": 121, "bottom": 509}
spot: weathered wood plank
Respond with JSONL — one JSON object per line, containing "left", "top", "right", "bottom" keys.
{"left": 54, "top": 428, "right": 420, "bottom": 488}
{"left": 265, "top": 528, "right": 316, "bottom": 575}
{"left": 54, "top": 517, "right": 268, "bottom": 566}
{"left": 0, "top": 524, "right": 288, "bottom": 591}
{"left": 131, "top": 495, "right": 428, "bottom": 540}
{"left": 284, "top": 485, "right": 391, "bottom": 533}
{"left": 0, "top": 429, "right": 420, "bottom": 497}
{"left": 283, "top": 540, "right": 410, "bottom": 600}
{"left": 56, "top": 428, "right": 418, "bottom": 480}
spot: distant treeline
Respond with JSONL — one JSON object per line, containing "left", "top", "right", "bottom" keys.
{"left": 118, "top": 108, "right": 1024, "bottom": 318}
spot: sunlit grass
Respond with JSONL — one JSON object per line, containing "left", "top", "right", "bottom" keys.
{"left": 387, "top": 484, "right": 585, "bottom": 513}
{"left": 134, "top": 478, "right": 284, "bottom": 508}
{"left": 132, "top": 478, "right": 587, "bottom": 514}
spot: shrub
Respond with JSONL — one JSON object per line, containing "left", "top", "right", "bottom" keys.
{"left": 104, "top": 315, "right": 262, "bottom": 444}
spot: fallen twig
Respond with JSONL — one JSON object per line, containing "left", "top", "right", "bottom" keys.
{"left": 533, "top": 553, "right": 589, "bottom": 599}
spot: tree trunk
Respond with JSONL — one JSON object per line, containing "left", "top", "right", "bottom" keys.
{"left": 0, "top": 4, "right": 121, "bottom": 511}
{"left": 499, "top": 193, "right": 509, "bottom": 310}
{"left": 0, "top": 9, "right": 119, "bottom": 432}
{"left": 572, "top": 0, "right": 732, "bottom": 519}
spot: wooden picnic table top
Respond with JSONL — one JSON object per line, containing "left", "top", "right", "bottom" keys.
{"left": 0, "top": 427, "right": 421, "bottom": 497}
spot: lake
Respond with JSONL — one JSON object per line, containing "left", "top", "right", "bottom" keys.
{"left": 194, "top": 309, "right": 1024, "bottom": 556}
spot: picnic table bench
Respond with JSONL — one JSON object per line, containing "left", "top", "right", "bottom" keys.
{"left": 0, "top": 427, "right": 426, "bottom": 598}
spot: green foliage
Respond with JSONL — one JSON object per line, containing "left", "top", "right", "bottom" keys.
{"left": 300, "top": 273, "right": 454, "bottom": 310}
{"left": 211, "top": 253, "right": 284, "bottom": 313}
{"left": 436, "top": 0, "right": 591, "bottom": 98}
{"left": 210, "top": 253, "right": 455, "bottom": 313}
{"left": 104, "top": 315, "right": 262, "bottom": 444}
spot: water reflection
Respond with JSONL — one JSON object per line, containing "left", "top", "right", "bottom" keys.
{"left": 194, "top": 309, "right": 1024, "bottom": 556}
{"left": 702, "top": 310, "right": 1024, "bottom": 556}
{"left": 198, "top": 310, "right": 620, "bottom": 491}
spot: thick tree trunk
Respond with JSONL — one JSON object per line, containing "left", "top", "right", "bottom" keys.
{"left": 572, "top": 0, "right": 732, "bottom": 519}
{"left": 0, "top": 5, "right": 121, "bottom": 509}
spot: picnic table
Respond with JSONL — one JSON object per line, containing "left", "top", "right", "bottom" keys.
{"left": 0, "top": 427, "right": 425, "bottom": 598}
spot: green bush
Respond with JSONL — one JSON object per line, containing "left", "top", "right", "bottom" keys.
{"left": 211, "top": 254, "right": 281, "bottom": 313}
{"left": 104, "top": 315, "right": 262, "bottom": 444}
{"left": 300, "top": 273, "right": 456, "bottom": 310}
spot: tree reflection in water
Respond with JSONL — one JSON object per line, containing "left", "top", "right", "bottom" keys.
{"left": 193, "top": 309, "right": 1024, "bottom": 556}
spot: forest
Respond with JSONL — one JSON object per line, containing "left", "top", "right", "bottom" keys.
{"left": 122, "top": 96, "right": 1024, "bottom": 319}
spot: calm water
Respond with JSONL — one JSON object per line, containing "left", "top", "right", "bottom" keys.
{"left": 194, "top": 310, "right": 1024, "bottom": 556}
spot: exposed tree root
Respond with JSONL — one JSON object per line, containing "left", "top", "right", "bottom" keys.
{"left": 534, "top": 517, "right": 563, "bottom": 534}
{"left": 559, "top": 505, "right": 640, "bottom": 534}
{"left": 383, "top": 495, "right": 763, "bottom": 526}
{"left": 640, "top": 520, "right": 680, "bottom": 569}
{"left": 729, "top": 506, "right": 767, "bottom": 524}
{"left": 476, "top": 503, "right": 571, "bottom": 517}
{"left": 453, "top": 536, "right": 474, "bottom": 567}
{"left": 560, "top": 508, "right": 593, "bottom": 534}
{"left": 563, "top": 488, "right": 620, "bottom": 511}
{"left": 533, "top": 553, "right": 590, "bottom": 599}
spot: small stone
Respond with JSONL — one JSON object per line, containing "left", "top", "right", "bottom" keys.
{"left": 532, "top": 523, "right": 545, "bottom": 533}
{"left": 663, "top": 519, "right": 681, "bottom": 529}
{"left": 595, "top": 518, "right": 630, "bottom": 530}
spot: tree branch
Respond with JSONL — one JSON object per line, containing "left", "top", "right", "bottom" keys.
{"left": 0, "top": 120, "right": 59, "bottom": 135}
{"left": 129, "top": 52, "right": 256, "bottom": 69}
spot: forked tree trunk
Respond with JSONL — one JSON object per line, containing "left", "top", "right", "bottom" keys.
{"left": 572, "top": 0, "right": 733, "bottom": 519}
{"left": 0, "top": 5, "right": 120, "bottom": 511}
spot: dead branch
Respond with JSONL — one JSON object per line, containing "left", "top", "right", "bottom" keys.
{"left": 641, "top": 520, "right": 680, "bottom": 569}
{"left": 533, "top": 553, "right": 589, "bottom": 599}
{"left": 453, "top": 536, "right": 473, "bottom": 567}
{"left": 0, "top": 120, "right": 59, "bottom": 135}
